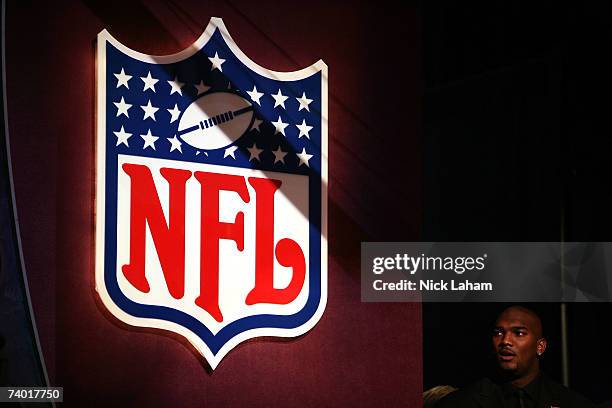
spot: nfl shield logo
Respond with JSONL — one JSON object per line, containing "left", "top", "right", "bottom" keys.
{"left": 95, "top": 17, "right": 327, "bottom": 369}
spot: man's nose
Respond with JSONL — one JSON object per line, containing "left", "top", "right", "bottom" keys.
{"left": 500, "top": 332, "right": 513, "bottom": 345}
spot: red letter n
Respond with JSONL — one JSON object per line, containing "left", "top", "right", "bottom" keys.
{"left": 121, "top": 164, "right": 191, "bottom": 299}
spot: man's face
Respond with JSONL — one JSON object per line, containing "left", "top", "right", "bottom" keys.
{"left": 492, "top": 307, "right": 545, "bottom": 378}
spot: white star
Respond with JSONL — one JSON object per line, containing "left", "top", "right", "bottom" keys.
{"left": 114, "top": 68, "right": 132, "bottom": 89}
{"left": 247, "top": 143, "right": 263, "bottom": 162}
{"left": 167, "top": 104, "right": 181, "bottom": 123}
{"left": 140, "top": 71, "right": 158, "bottom": 92}
{"left": 167, "top": 135, "right": 182, "bottom": 153}
{"left": 296, "top": 92, "right": 313, "bottom": 111}
{"left": 272, "top": 146, "right": 288, "bottom": 164}
{"left": 140, "top": 129, "right": 159, "bottom": 150}
{"left": 271, "top": 116, "right": 289, "bottom": 136}
{"left": 247, "top": 86, "right": 264, "bottom": 105}
{"left": 113, "top": 126, "right": 132, "bottom": 147}
{"left": 224, "top": 145, "right": 238, "bottom": 159}
{"left": 209, "top": 52, "right": 226, "bottom": 72}
{"left": 296, "top": 119, "right": 313, "bottom": 139}
{"left": 194, "top": 80, "right": 210, "bottom": 95}
{"left": 297, "top": 147, "right": 313, "bottom": 167}
{"left": 167, "top": 76, "right": 184, "bottom": 95}
{"left": 114, "top": 97, "right": 131, "bottom": 117}
{"left": 271, "top": 89, "right": 288, "bottom": 109}
{"left": 140, "top": 100, "right": 159, "bottom": 121}
{"left": 252, "top": 118, "right": 263, "bottom": 132}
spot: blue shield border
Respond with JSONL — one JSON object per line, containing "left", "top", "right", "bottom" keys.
{"left": 95, "top": 17, "right": 328, "bottom": 369}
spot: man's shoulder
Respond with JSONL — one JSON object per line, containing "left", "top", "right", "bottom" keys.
{"left": 540, "top": 374, "right": 597, "bottom": 407}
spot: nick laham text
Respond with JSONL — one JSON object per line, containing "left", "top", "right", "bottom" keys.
{"left": 373, "top": 279, "right": 493, "bottom": 292}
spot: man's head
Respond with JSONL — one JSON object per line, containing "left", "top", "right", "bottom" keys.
{"left": 492, "top": 306, "right": 547, "bottom": 383}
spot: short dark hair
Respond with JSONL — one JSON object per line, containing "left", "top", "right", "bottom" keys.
{"left": 495, "top": 305, "right": 545, "bottom": 339}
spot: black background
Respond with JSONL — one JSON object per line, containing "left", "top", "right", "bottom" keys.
{"left": 422, "top": 2, "right": 612, "bottom": 404}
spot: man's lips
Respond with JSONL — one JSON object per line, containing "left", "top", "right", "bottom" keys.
{"left": 498, "top": 349, "right": 516, "bottom": 361}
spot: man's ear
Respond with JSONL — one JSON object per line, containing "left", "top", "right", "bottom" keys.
{"left": 536, "top": 338, "right": 547, "bottom": 356}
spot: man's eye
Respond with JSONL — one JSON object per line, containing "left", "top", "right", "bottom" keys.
{"left": 515, "top": 331, "right": 526, "bottom": 336}
{"left": 492, "top": 329, "right": 503, "bottom": 336}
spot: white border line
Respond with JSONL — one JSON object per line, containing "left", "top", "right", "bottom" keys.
{"left": 1, "top": 0, "right": 51, "bottom": 392}
{"left": 95, "top": 17, "right": 328, "bottom": 370}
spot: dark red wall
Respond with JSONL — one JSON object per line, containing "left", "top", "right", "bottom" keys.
{"left": 6, "top": 1, "right": 422, "bottom": 406}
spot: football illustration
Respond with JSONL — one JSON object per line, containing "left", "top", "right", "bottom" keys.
{"left": 177, "top": 91, "right": 254, "bottom": 150}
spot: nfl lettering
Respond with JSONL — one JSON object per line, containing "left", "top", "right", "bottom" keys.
{"left": 121, "top": 165, "right": 306, "bottom": 322}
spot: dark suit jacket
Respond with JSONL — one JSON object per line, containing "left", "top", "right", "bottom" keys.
{"left": 437, "top": 374, "right": 596, "bottom": 408}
